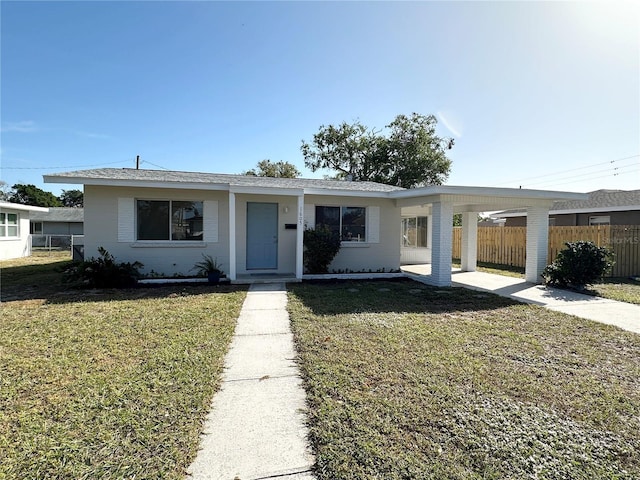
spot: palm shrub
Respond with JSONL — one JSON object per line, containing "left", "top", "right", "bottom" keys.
{"left": 303, "top": 225, "right": 341, "bottom": 273}
{"left": 541, "top": 241, "right": 614, "bottom": 288}
{"left": 65, "top": 247, "right": 143, "bottom": 288}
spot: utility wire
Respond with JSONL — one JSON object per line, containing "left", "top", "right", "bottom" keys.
{"left": 520, "top": 161, "right": 639, "bottom": 188}
{"left": 140, "top": 160, "right": 170, "bottom": 170}
{"left": 495, "top": 154, "right": 640, "bottom": 187}
{"left": 528, "top": 167, "right": 640, "bottom": 189}
{"left": 1, "top": 159, "right": 131, "bottom": 170}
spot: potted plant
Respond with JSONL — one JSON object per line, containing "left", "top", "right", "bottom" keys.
{"left": 191, "top": 254, "right": 224, "bottom": 284}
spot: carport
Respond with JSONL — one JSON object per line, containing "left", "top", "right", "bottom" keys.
{"left": 390, "top": 186, "right": 587, "bottom": 287}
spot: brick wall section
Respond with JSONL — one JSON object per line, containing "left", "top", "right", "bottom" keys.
{"left": 431, "top": 201, "right": 454, "bottom": 286}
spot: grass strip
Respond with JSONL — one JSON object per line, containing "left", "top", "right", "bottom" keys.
{"left": 289, "top": 280, "right": 640, "bottom": 479}
{"left": 0, "top": 285, "right": 246, "bottom": 479}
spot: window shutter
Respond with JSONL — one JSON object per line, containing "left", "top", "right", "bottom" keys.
{"left": 367, "top": 206, "right": 380, "bottom": 243}
{"left": 304, "top": 204, "right": 315, "bottom": 229}
{"left": 204, "top": 200, "right": 219, "bottom": 242}
{"left": 118, "top": 198, "right": 135, "bottom": 242}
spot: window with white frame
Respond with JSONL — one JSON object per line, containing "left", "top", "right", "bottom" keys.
{"left": 136, "top": 200, "right": 203, "bottom": 241}
{"left": 589, "top": 215, "right": 610, "bottom": 226}
{"left": 402, "top": 216, "right": 428, "bottom": 248}
{"left": 0, "top": 212, "right": 19, "bottom": 238}
{"left": 315, "top": 206, "right": 366, "bottom": 242}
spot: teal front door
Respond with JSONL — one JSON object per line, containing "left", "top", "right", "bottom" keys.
{"left": 246, "top": 202, "right": 278, "bottom": 269}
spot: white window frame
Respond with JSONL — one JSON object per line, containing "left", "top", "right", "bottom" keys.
{"left": 589, "top": 215, "right": 610, "bottom": 226}
{"left": 315, "top": 205, "right": 367, "bottom": 243}
{"left": 136, "top": 199, "right": 204, "bottom": 242}
{"left": 0, "top": 212, "right": 19, "bottom": 238}
{"left": 401, "top": 216, "right": 429, "bottom": 248}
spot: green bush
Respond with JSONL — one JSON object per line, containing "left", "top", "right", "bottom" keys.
{"left": 303, "top": 225, "right": 341, "bottom": 274}
{"left": 542, "top": 241, "right": 614, "bottom": 288}
{"left": 65, "top": 247, "right": 143, "bottom": 288}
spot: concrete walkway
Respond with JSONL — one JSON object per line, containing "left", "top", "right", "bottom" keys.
{"left": 187, "top": 283, "right": 315, "bottom": 480}
{"left": 403, "top": 265, "right": 640, "bottom": 334}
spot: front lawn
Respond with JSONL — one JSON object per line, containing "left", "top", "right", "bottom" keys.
{"left": 0, "top": 255, "right": 246, "bottom": 479}
{"left": 289, "top": 280, "right": 640, "bottom": 479}
{"left": 450, "top": 260, "right": 640, "bottom": 305}
{"left": 586, "top": 278, "right": 640, "bottom": 305}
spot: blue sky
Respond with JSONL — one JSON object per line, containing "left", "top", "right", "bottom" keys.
{"left": 1, "top": 1, "right": 638, "bottom": 196}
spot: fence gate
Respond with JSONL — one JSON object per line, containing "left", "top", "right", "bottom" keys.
{"left": 71, "top": 235, "right": 85, "bottom": 261}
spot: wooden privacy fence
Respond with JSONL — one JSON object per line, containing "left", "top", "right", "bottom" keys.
{"left": 452, "top": 225, "right": 640, "bottom": 277}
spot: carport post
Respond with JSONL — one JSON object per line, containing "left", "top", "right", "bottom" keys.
{"left": 461, "top": 212, "right": 478, "bottom": 272}
{"left": 431, "top": 200, "right": 454, "bottom": 286}
{"left": 525, "top": 206, "right": 549, "bottom": 283}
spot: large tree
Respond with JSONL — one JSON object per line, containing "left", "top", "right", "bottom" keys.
{"left": 301, "top": 113, "right": 454, "bottom": 188}
{"left": 9, "top": 184, "right": 62, "bottom": 207}
{"left": 59, "top": 189, "right": 84, "bottom": 207}
{"left": 243, "top": 159, "right": 300, "bottom": 178}
{"left": 0, "top": 181, "right": 11, "bottom": 201}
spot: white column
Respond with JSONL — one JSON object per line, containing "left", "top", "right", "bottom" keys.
{"left": 461, "top": 212, "right": 478, "bottom": 272}
{"left": 525, "top": 206, "right": 549, "bottom": 283}
{"left": 296, "top": 194, "right": 304, "bottom": 279}
{"left": 228, "top": 192, "right": 236, "bottom": 281}
{"left": 431, "top": 201, "right": 454, "bottom": 286}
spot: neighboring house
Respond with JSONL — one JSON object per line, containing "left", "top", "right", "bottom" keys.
{"left": 30, "top": 207, "right": 84, "bottom": 235}
{"left": 44, "top": 168, "right": 586, "bottom": 286}
{"left": 494, "top": 189, "right": 640, "bottom": 226}
{"left": 0, "top": 201, "right": 49, "bottom": 260}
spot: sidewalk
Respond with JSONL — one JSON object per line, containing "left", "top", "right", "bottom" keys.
{"left": 403, "top": 266, "right": 640, "bottom": 334}
{"left": 187, "top": 283, "right": 315, "bottom": 480}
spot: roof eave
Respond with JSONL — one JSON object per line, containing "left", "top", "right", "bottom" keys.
{"left": 390, "top": 185, "right": 588, "bottom": 201}
{"left": 44, "top": 175, "right": 231, "bottom": 192}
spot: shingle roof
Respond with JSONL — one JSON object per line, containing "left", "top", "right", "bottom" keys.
{"left": 495, "top": 189, "right": 640, "bottom": 216}
{"left": 30, "top": 207, "right": 84, "bottom": 223}
{"left": 44, "top": 168, "right": 405, "bottom": 193}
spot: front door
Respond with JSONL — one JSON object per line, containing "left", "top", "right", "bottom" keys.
{"left": 246, "top": 202, "right": 278, "bottom": 269}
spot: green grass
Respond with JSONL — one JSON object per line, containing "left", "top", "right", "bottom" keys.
{"left": 452, "top": 260, "right": 525, "bottom": 279}
{"left": 0, "top": 254, "right": 246, "bottom": 479}
{"left": 451, "top": 260, "right": 640, "bottom": 305}
{"left": 1, "top": 251, "right": 74, "bottom": 301}
{"left": 289, "top": 280, "right": 640, "bottom": 479}
{"left": 586, "top": 278, "right": 640, "bottom": 305}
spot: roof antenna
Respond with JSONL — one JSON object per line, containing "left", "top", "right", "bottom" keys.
{"left": 136, "top": 155, "right": 140, "bottom": 170}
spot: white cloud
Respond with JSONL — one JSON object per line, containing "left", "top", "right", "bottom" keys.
{"left": 1, "top": 120, "right": 38, "bottom": 133}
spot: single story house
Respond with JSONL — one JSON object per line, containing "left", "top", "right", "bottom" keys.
{"left": 0, "top": 201, "right": 49, "bottom": 260}
{"left": 29, "top": 207, "right": 84, "bottom": 235}
{"left": 494, "top": 189, "right": 640, "bottom": 227}
{"left": 44, "top": 168, "right": 586, "bottom": 286}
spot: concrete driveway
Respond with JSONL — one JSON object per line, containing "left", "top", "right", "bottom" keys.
{"left": 402, "top": 265, "right": 640, "bottom": 334}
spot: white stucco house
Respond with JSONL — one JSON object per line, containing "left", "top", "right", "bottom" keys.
{"left": 0, "top": 201, "right": 49, "bottom": 260}
{"left": 44, "top": 168, "right": 586, "bottom": 286}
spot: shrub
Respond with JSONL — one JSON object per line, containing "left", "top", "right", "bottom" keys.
{"left": 303, "top": 225, "right": 341, "bottom": 274}
{"left": 542, "top": 241, "right": 614, "bottom": 288}
{"left": 65, "top": 247, "right": 143, "bottom": 288}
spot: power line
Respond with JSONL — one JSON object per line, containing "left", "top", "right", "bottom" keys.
{"left": 140, "top": 160, "right": 170, "bottom": 170}
{"left": 528, "top": 167, "right": 640, "bottom": 189}
{"left": 495, "top": 154, "right": 640, "bottom": 187}
{"left": 1, "top": 159, "right": 131, "bottom": 170}
{"left": 521, "top": 161, "right": 639, "bottom": 188}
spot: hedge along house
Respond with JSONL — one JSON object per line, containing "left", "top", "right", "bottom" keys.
{"left": 43, "top": 168, "right": 586, "bottom": 286}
